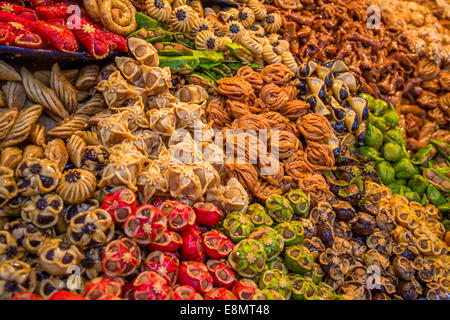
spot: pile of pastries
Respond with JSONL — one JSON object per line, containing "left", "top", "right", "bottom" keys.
{"left": 0, "top": 0, "right": 447, "bottom": 301}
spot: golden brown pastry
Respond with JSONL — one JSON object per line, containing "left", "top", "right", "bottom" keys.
{"left": 259, "top": 83, "right": 289, "bottom": 111}
{"left": 1, "top": 81, "right": 26, "bottom": 110}
{"left": 46, "top": 115, "right": 90, "bottom": 140}
{"left": 21, "top": 67, "right": 69, "bottom": 121}
{"left": 29, "top": 123, "right": 46, "bottom": 147}
{"left": 236, "top": 66, "right": 264, "bottom": 93}
{"left": 0, "top": 105, "right": 43, "bottom": 148}
{"left": 44, "top": 139, "right": 68, "bottom": 173}
{"left": 38, "top": 238, "right": 83, "bottom": 276}
{"left": 145, "top": 0, "right": 172, "bottom": 23}
{"left": 68, "top": 208, "right": 114, "bottom": 249}
{"left": 0, "top": 167, "right": 18, "bottom": 208}
{"left": 75, "top": 93, "right": 107, "bottom": 116}
{"left": 99, "top": 0, "right": 138, "bottom": 36}
{"left": 0, "top": 108, "right": 18, "bottom": 141}
{"left": 127, "top": 37, "right": 159, "bottom": 67}
{"left": 0, "top": 147, "right": 22, "bottom": 169}
{"left": 170, "top": 5, "right": 199, "bottom": 33}
{"left": 23, "top": 145, "right": 44, "bottom": 159}
{"left": 163, "top": 163, "right": 203, "bottom": 201}
{"left": 50, "top": 63, "right": 78, "bottom": 114}
{"left": 0, "top": 60, "right": 21, "bottom": 81}
{"left": 297, "top": 113, "right": 334, "bottom": 142}
{"left": 56, "top": 169, "right": 97, "bottom": 204}
{"left": 21, "top": 193, "right": 64, "bottom": 229}
{"left": 0, "top": 259, "right": 36, "bottom": 299}
{"left": 15, "top": 157, "right": 61, "bottom": 197}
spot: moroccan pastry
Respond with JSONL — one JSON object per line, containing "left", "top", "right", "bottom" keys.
{"left": 217, "top": 77, "right": 255, "bottom": 104}
{"left": 141, "top": 66, "right": 172, "bottom": 95}
{"left": 0, "top": 105, "right": 43, "bottom": 148}
{"left": 170, "top": 5, "right": 199, "bottom": 33}
{"left": 115, "top": 57, "right": 144, "bottom": 87}
{"left": 83, "top": 0, "right": 101, "bottom": 22}
{"left": 238, "top": 7, "right": 256, "bottom": 28}
{"left": 44, "top": 139, "right": 68, "bottom": 173}
{"left": 0, "top": 109, "right": 18, "bottom": 141}
{"left": 0, "top": 147, "right": 22, "bottom": 169}
{"left": 1, "top": 81, "right": 26, "bottom": 110}
{"left": 128, "top": 37, "right": 159, "bottom": 67}
{"left": 0, "top": 60, "right": 21, "bottom": 81}
{"left": 239, "top": 34, "right": 263, "bottom": 55}
{"left": 262, "top": 13, "right": 283, "bottom": 33}
{"left": 0, "top": 231, "right": 24, "bottom": 262}
{"left": 95, "top": 70, "right": 139, "bottom": 109}
{"left": 260, "top": 83, "right": 289, "bottom": 111}
{"left": 145, "top": 0, "right": 172, "bottom": 23}
{"left": 236, "top": 66, "right": 264, "bottom": 92}
{"left": 56, "top": 169, "right": 97, "bottom": 204}
{"left": 248, "top": 0, "right": 267, "bottom": 20}
{"left": 50, "top": 63, "right": 78, "bottom": 114}
{"left": 21, "top": 193, "right": 64, "bottom": 229}
{"left": 195, "top": 30, "right": 218, "bottom": 51}
{"left": 99, "top": 0, "right": 138, "bottom": 36}
{"left": 15, "top": 157, "right": 61, "bottom": 197}
{"left": 224, "top": 21, "right": 246, "bottom": 42}
{"left": 136, "top": 160, "right": 166, "bottom": 204}
{"left": 262, "top": 45, "right": 282, "bottom": 64}
{"left": 0, "top": 259, "right": 36, "bottom": 299}
{"left": 38, "top": 238, "right": 83, "bottom": 276}
{"left": 29, "top": 124, "right": 46, "bottom": 147}
{"left": 191, "top": 17, "right": 214, "bottom": 35}
{"left": 21, "top": 68, "right": 69, "bottom": 121}
{"left": 148, "top": 107, "right": 177, "bottom": 137}
{"left": 46, "top": 115, "right": 90, "bottom": 140}
{"left": 98, "top": 141, "right": 147, "bottom": 191}
{"left": 164, "top": 163, "right": 203, "bottom": 200}
{"left": 262, "top": 63, "right": 294, "bottom": 86}
{"left": 75, "top": 64, "right": 100, "bottom": 91}
{"left": 98, "top": 111, "right": 135, "bottom": 146}
{"left": 76, "top": 93, "right": 107, "bottom": 116}
{"left": 220, "top": 178, "right": 249, "bottom": 212}
{"left": 0, "top": 167, "right": 18, "bottom": 208}
{"left": 297, "top": 113, "right": 333, "bottom": 142}
{"left": 23, "top": 145, "right": 44, "bottom": 160}
{"left": 68, "top": 208, "right": 114, "bottom": 249}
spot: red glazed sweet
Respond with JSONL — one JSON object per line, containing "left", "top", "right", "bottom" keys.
{"left": 141, "top": 251, "right": 179, "bottom": 284}
{"left": 0, "top": 2, "right": 37, "bottom": 20}
{"left": 131, "top": 271, "right": 170, "bottom": 300}
{"left": 206, "top": 259, "right": 237, "bottom": 289}
{"left": 101, "top": 237, "right": 141, "bottom": 278}
{"left": 123, "top": 204, "right": 167, "bottom": 245}
{"left": 180, "top": 227, "right": 204, "bottom": 262}
{"left": 101, "top": 187, "right": 137, "bottom": 225}
{"left": 29, "top": 19, "right": 78, "bottom": 53}
{"left": 204, "top": 287, "right": 237, "bottom": 300}
{"left": 193, "top": 202, "right": 223, "bottom": 227}
{"left": 96, "top": 27, "right": 128, "bottom": 52}
{"left": 35, "top": 4, "right": 69, "bottom": 20}
{"left": 159, "top": 200, "right": 196, "bottom": 232}
{"left": 202, "top": 230, "right": 233, "bottom": 259}
{"left": 178, "top": 261, "right": 213, "bottom": 294}
{"left": 0, "top": 20, "right": 43, "bottom": 48}
{"left": 49, "top": 290, "right": 86, "bottom": 300}
{"left": 10, "top": 292, "right": 43, "bottom": 300}
{"left": 232, "top": 279, "right": 259, "bottom": 300}
{"left": 147, "top": 231, "right": 183, "bottom": 252}
{"left": 167, "top": 285, "right": 203, "bottom": 300}
{"left": 83, "top": 276, "right": 123, "bottom": 300}
{"left": 71, "top": 17, "right": 109, "bottom": 59}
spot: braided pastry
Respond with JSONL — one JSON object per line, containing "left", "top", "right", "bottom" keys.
{"left": 50, "top": 63, "right": 78, "bottom": 114}
{"left": 260, "top": 83, "right": 289, "bottom": 111}
{"left": 305, "top": 142, "right": 336, "bottom": 171}
{"left": 248, "top": 0, "right": 267, "bottom": 20}
{"left": 297, "top": 113, "right": 333, "bottom": 142}
{"left": 262, "top": 63, "right": 294, "bottom": 86}
{"left": 236, "top": 66, "right": 264, "bottom": 93}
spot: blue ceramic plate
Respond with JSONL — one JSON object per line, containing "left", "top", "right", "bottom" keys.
{"left": 0, "top": 45, "right": 119, "bottom": 61}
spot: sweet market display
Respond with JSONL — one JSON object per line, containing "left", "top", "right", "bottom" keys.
{"left": 0, "top": 0, "right": 448, "bottom": 301}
